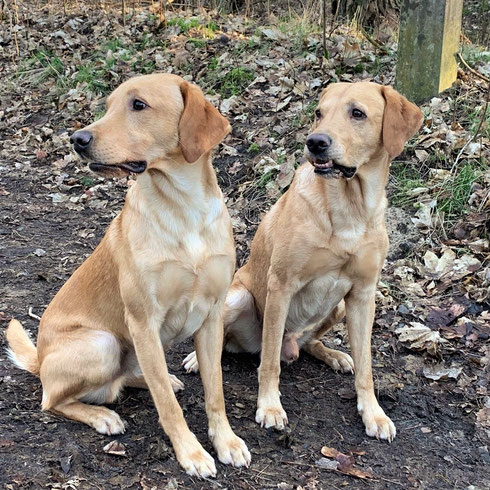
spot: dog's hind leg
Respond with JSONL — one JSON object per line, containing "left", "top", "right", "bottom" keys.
{"left": 39, "top": 329, "right": 126, "bottom": 435}
{"left": 302, "top": 300, "right": 354, "bottom": 373}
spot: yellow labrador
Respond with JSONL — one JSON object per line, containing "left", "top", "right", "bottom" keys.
{"left": 183, "top": 82, "right": 423, "bottom": 442}
{"left": 6, "top": 74, "right": 251, "bottom": 477}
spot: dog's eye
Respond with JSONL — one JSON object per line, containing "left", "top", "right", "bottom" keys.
{"left": 315, "top": 109, "right": 322, "bottom": 119}
{"left": 132, "top": 99, "right": 147, "bottom": 111}
{"left": 351, "top": 108, "right": 366, "bottom": 120}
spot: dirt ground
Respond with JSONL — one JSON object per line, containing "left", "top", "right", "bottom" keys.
{"left": 1, "top": 3, "right": 489, "bottom": 489}
{"left": 1, "top": 143, "right": 489, "bottom": 490}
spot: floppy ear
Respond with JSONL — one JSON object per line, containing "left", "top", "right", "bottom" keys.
{"left": 381, "top": 85, "right": 424, "bottom": 158}
{"left": 178, "top": 81, "right": 231, "bottom": 163}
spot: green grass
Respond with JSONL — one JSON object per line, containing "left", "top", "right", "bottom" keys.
{"left": 391, "top": 158, "right": 485, "bottom": 224}
{"left": 188, "top": 38, "right": 207, "bottom": 48}
{"left": 461, "top": 44, "right": 490, "bottom": 66}
{"left": 167, "top": 17, "right": 218, "bottom": 37}
{"left": 79, "top": 176, "right": 96, "bottom": 188}
{"left": 72, "top": 63, "right": 115, "bottom": 94}
{"left": 437, "top": 161, "right": 484, "bottom": 220}
{"left": 94, "top": 109, "right": 106, "bottom": 121}
{"left": 17, "top": 49, "right": 65, "bottom": 86}
{"left": 258, "top": 168, "right": 278, "bottom": 188}
{"left": 219, "top": 67, "right": 254, "bottom": 97}
{"left": 291, "top": 100, "right": 317, "bottom": 129}
{"left": 390, "top": 164, "right": 426, "bottom": 207}
{"left": 248, "top": 143, "right": 260, "bottom": 153}
{"left": 208, "top": 57, "right": 218, "bottom": 71}
{"left": 467, "top": 104, "right": 490, "bottom": 139}
{"left": 168, "top": 17, "right": 200, "bottom": 32}
{"left": 278, "top": 16, "right": 319, "bottom": 52}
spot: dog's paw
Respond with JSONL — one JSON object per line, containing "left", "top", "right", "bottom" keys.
{"left": 169, "top": 374, "right": 185, "bottom": 392}
{"left": 359, "top": 403, "right": 396, "bottom": 442}
{"left": 212, "top": 431, "right": 251, "bottom": 468}
{"left": 255, "top": 405, "right": 288, "bottom": 430}
{"left": 326, "top": 350, "right": 354, "bottom": 374}
{"left": 175, "top": 439, "right": 217, "bottom": 478}
{"left": 182, "top": 351, "right": 199, "bottom": 374}
{"left": 92, "top": 408, "right": 127, "bottom": 435}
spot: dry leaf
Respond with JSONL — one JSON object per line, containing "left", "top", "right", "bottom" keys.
{"left": 422, "top": 365, "right": 463, "bottom": 381}
{"left": 103, "top": 440, "right": 127, "bottom": 457}
{"left": 395, "top": 322, "right": 449, "bottom": 356}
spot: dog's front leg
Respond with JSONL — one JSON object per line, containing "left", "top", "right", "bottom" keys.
{"left": 126, "top": 313, "right": 217, "bottom": 478}
{"left": 194, "top": 307, "right": 251, "bottom": 468}
{"left": 256, "top": 275, "right": 292, "bottom": 430}
{"left": 345, "top": 286, "right": 396, "bottom": 442}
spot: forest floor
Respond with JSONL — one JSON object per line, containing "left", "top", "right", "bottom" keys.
{"left": 0, "top": 3, "right": 489, "bottom": 489}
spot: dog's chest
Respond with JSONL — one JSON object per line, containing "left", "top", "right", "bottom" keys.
{"left": 156, "top": 250, "right": 235, "bottom": 346}
{"left": 286, "top": 273, "right": 352, "bottom": 332}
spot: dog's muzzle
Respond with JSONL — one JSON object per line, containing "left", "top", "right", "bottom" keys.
{"left": 309, "top": 159, "right": 357, "bottom": 179}
{"left": 88, "top": 161, "right": 147, "bottom": 175}
{"left": 305, "top": 133, "right": 357, "bottom": 179}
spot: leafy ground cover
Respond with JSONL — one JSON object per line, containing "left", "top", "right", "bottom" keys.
{"left": 0, "top": 2, "right": 489, "bottom": 489}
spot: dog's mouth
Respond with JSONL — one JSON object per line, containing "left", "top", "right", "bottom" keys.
{"left": 309, "top": 159, "right": 357, "bottom": 179}
{"left": 88, "top": 161, "right": 147, "bottom": 176}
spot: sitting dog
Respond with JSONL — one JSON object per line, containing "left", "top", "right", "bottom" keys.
{"left": 6, "top": 74, "right": 250, "bottom": 477}
{"left": 183, "top": 82, "right": 423, "bottom": 442}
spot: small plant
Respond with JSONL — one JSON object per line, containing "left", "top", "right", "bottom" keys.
{"left": 188, "top": 38, "right": 206, "bottom": 48}
{"left": 219, "top": 67, "right": 254, "bottom": 98}
{"left": 390, "top": 163, "right": 425, "bottom": 207}
{"left": 72, "top": 63, "right": 113, "bottom": 94}
{"left": 167, "top": 17, "right": 200, "bottom": 33}
{"left": 17, "top": 49, "right": 66, "bottom": 86}
{"left": 104, "top": 38, "right": 124, "bottom": 52}
{"left": 354, "top": 62, "right": 364, "bottom": 74}
{"left": 258, "top": 168, "right": 278, "bottom": 188}
{"left": 132, "top": 56, "right": 156, "bottom": 74}
{"left": 208, "top": 57, "right": 218, "bottom": 71}
{"left": 248, "top": 143, "right": 260, "bottom": 153}
{"left": 79, "top": 176, "right": 96, "bottom": 188}
{"left": 437, "top": 161, "right": 484, "bottom": 220}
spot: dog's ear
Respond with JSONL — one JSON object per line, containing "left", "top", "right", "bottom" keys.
{"left": 178, "top": 81, "right": 230, "bottom": 163}
{"left": 381, "top": 86, "right": 423, "bottom": 158}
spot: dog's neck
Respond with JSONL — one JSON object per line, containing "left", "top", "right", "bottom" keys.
{"left": 299, "top": 151, "right": 391, "bottom": 233}
{"left": 127, "top": 151, "right": 222, "bottom": 228}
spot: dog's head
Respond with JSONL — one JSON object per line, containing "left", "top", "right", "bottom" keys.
{"left": 70, "top": 74, "right": 230, "bottom": 177}
{"left": 304, "top": 82, "right": 423, "bottom": 179}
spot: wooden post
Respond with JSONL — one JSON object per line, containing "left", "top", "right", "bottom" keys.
{"left": 395, "top": 0, "right": 463, "bottom": 103}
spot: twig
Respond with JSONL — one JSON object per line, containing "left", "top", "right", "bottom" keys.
{"left": 28, "top": 307, "right": 41, "bottom": 321}
{"left": 457, "top": 52, "right": 489, "bottom": 83}
{"left": 452, "top": 80, "right": 490, "bottom": 171}
{"left": 360, "top": 26, "right": 389, "bottom": 54}
{"left": 322, "top": 0, "right": 327, "bottom": 57}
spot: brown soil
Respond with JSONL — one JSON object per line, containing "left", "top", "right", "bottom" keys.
{"left": 1, "top": 155, "right": 489, "bottom": 490}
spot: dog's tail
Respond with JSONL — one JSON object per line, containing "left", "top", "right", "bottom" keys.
{"left": 6, "top": 319, "right": 40, "bottom": 375}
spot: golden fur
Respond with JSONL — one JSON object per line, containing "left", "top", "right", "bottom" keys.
{"left": 6, "top": 74, "right": 251, "bottom": 478}
{"left": 183, "top": 82, "right": 423, "bottom": 442}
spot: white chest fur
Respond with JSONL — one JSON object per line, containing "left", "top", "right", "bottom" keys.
{"left": 120, "top": 169, "right": 234, "bottom": 347}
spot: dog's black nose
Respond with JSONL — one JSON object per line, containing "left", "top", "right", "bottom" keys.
{"left": 70, "top": 130, "right": 93, "bottom": 154}
{"left": 306, "top": 133, "right": 332, "bottom": 154}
